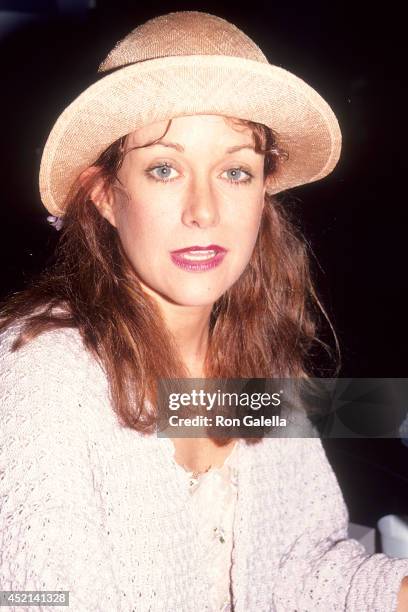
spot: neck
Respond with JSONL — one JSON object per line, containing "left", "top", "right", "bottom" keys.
{"left": 167, "top": 306, "right": 211, "bottom": 377}
{"left": 142, "top": 285, "right": 212, "bottom": 377}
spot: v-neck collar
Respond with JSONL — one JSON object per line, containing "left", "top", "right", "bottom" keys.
{"left": 157, "top": 435, "right": 273, "bottom": 611}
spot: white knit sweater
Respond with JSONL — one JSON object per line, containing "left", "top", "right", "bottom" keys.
{"left": 1, "top": 322, "right": 408, "bottom": 612}
{"left": 185, "top": 441, "right": 239, "bottom": 610}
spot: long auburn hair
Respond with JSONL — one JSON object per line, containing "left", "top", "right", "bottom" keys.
{"left": 0, "top": 116, "right": 339, "bottom": 440}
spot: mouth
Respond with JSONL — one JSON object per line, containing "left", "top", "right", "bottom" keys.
{"left": 171, "top": 245, "right": 226, "bottom": 259}
{"left": 169, "top": 244, "right": 228, "bottom": 271}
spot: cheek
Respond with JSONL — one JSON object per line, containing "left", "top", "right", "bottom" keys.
{"left": 233, "top": 198, "right": 264, "bottom": 247}
{"left": 114, "top": 195, "right": 174, "bottom": 257}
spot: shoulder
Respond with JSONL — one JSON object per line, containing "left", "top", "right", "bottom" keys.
{"left": 0, "top": 320, "right": 90, "bottom": 381}
{"left": 0, "top": 321, "right": 101, "bottom": 426}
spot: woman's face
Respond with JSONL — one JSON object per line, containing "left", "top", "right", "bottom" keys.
{"left": 98, "top": 114, "right": 266, "bottom": 307}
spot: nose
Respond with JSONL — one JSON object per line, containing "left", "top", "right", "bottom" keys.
{"left": 181, "top": 174, "right": 220, "bottom": 228}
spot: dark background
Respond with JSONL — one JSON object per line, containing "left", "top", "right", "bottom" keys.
{"left": 0, "top": 1, "right": 407, "bottom": 532}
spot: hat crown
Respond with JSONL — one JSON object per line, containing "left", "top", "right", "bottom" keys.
{"left": 99, "top": 11, "right": 268, "bottom": 72}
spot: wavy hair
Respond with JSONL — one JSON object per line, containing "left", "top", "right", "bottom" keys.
{"left": 0, "top": 116, "right": 339, "bottom": 440}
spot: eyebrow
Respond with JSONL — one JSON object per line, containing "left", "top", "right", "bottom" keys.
{"left": 147, "top": 140, "right": 256, "bottom": 154}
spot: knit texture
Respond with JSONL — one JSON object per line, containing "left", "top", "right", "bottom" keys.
{"left": 1, "top": 322, "right": 408, "bottom": 611}
{"left": 185, "top": 441, "right": 239, "bottom": 610}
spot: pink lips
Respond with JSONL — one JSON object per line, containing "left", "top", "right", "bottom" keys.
{"left": 170, "top": 244, "right": 227, "bottom": 272}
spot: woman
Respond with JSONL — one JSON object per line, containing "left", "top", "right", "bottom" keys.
{"left": 1, "top": 10, "right": 408, "bottom": 611}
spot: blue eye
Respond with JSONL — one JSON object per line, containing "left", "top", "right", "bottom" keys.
{"left": 222, "top": 167, "right": 253, "bottom": 184}
{"left": 145, "top": 163, "right": 253, "bottom": 185}
{"left": 147, "top": 163, "right": 179, "bottom": 182}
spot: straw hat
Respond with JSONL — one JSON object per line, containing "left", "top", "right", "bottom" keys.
{"left": 39, "top": 10, "right": 342, "bottom": 217}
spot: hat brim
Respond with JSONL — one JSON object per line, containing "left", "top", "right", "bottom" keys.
{"left": 39, "top": 55, "right": 342, "bottom": 216}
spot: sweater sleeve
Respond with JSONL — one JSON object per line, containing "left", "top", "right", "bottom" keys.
{"left": 272, "top": 435, "right": 408, "bottom": 612}
{"left": 0, "top": 325, "right": 115, "bottom": 612}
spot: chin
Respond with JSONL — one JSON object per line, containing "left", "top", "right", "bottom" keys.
{"left": 137, "top": 280, "right": 220, "bottom": 308}
{"left": 167, "top": 291, "right": 221, "bottom": 308}
{"left": 165, "top": 275, "right": 240, "bottom": 307}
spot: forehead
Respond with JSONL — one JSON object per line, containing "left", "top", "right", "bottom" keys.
{"left": 125, "top": 114, "right": 254, "bottom": 148}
